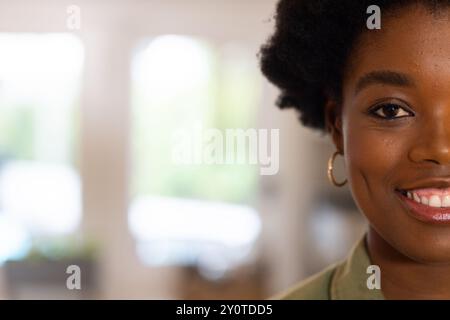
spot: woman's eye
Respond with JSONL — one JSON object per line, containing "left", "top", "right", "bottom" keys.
{"left": 369, "top": 103, "right": 413, "bottom": 120}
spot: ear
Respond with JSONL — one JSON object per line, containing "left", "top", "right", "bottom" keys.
{"left": 324, "top": 98, "right": 344, "bottom": 154}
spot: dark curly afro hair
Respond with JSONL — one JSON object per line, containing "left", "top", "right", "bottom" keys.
{"left": 259, "top": 0, "right": 450, "bottom": 134}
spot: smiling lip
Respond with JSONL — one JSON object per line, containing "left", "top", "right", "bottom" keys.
{"left": 396, "top": 189, "right": 450, "bottom": 224}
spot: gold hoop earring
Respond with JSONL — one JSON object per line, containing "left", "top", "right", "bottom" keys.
{"left": 327, "top": 151, "right": 347, "bottom": 187}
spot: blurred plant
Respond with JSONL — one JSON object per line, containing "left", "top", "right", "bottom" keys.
{"left": 15, "top": 234, "right": 98, "bottom": 262}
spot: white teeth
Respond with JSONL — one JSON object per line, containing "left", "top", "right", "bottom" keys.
{"left": 429, "top": 195, "right": 442, "bottom": 208}
{"left": 407, "top": 192, "right": 450, "bottom": 208}
{"left": 444, "top": 195, "right": 450, "bottom": 207}
{"left": 421, "top": 196, "right": 429, "bottom": 205}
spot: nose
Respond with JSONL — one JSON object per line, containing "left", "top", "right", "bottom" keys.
{"left": 408, "top": 107, "right": 450, "bottom": 166}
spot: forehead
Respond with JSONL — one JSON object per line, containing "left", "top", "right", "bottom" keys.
{"left": 344, "top": 5, "right": 450, "bottom": 90}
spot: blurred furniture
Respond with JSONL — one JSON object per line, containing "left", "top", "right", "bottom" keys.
{"left": 3, "top": 259, "right": 98, "bottom": 299}
{"left": 178, "top": 263, "right": 267, "bottom": 300}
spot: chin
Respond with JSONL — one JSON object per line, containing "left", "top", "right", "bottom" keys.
{"left": 385, "top": 229, "right": 450, "bottom": 265}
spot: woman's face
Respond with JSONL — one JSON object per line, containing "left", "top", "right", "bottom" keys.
{"left": 331, "top": 5, "right": 450, "bottom": 263}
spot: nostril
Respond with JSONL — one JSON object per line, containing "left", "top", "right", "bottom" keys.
{"left": 424, "top": 159, "right": 441, "bottom": 165}
{"left": 408, "top": 142, "right": 450, "bottom": 166}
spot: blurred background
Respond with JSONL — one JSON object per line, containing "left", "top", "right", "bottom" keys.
{"left": 0, "top": 0, "right": 367, "bottom": 299}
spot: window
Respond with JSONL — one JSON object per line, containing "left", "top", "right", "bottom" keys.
{"left": 0, "top": 33, "right": 83, "bottom": 263}
{"left": 129, "top": 35, "right": 262, "bottom": 280}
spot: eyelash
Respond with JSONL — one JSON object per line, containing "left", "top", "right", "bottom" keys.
{"left": 368, "top": 102, "right": 415, "bottom": 121}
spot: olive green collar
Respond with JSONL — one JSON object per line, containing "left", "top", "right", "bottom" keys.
{"left": 330, "top": 233, "right": 385, "bottom": 300}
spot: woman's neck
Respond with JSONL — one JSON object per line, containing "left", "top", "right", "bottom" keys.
{"left": 367, "top": 227, "right": 450, "bottom": 299}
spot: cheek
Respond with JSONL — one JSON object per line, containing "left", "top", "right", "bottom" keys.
{"left": 344, "top": 122, "right": 404, "bottom": 182}
{"left": 342, "top": 120, "right": 408, "bottom": 220}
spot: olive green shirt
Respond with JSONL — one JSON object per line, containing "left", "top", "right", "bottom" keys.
{"left": 272, "top": 234, "right": 385, "bottom": 300}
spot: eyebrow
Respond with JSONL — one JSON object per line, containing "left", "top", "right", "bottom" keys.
{"left": 354, "top": 70, "right": 415, "bottom": 95}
